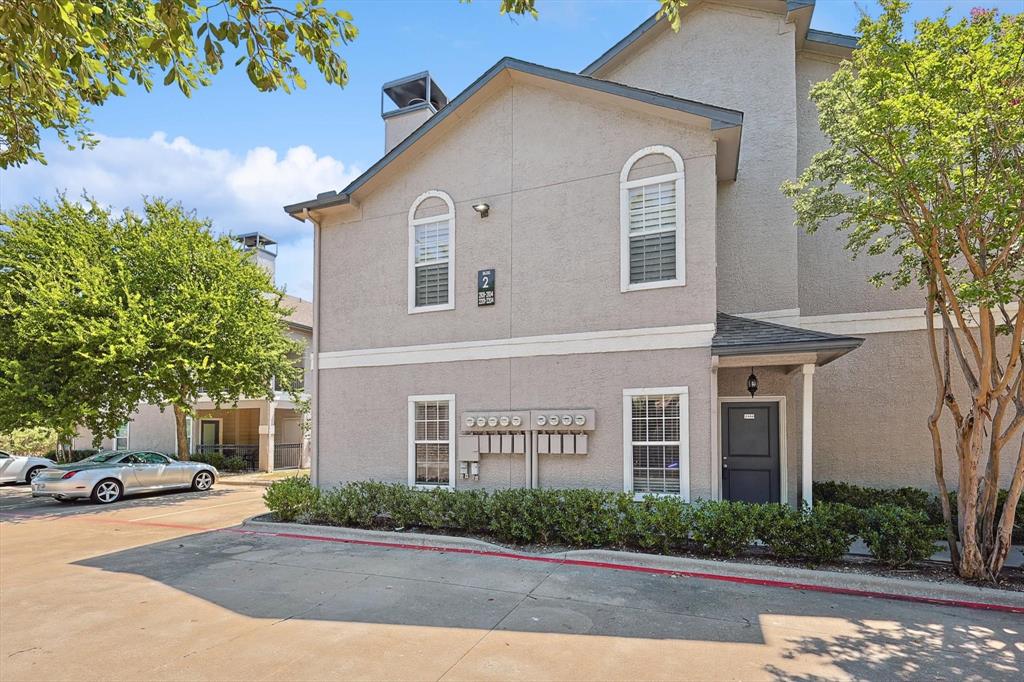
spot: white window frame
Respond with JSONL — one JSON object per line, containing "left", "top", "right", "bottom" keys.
{"left": 185, "top": 415, "right": 194, "bottom": 455}
{"left": 407, "top": 394, "right": 456, "bottom": 490}
{"left": 619, "top": 145, "right": 686, "bottom": 292}
{"left": 622, "top": 386, "right": 690, "bottom": 500}
{"left": 114, "top": 423, "right": 130, "bottom": 451}
{"left": 408, "top": 190, "right": 456, "bottom": 314}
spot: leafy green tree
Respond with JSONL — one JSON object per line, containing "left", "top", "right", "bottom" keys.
{"left": 784, "top": 1, "right": 1023, "bottom": 579}
{"left": 0, "top": 197, "right": 150, "bottom": 443}
{"left": 1, "top": 0, "right": 357, "bottom": 167}
{"left": 0, "top": 196, "right": 303, "bottom": 459}
{"left": 120, "top": 198, "right": 303, "bottom": 458}
{"left": 1, "top": 0, "right": 688, "bottom": 168}
{"left": 0, "top": 427, "right": 59, "bottom": 455}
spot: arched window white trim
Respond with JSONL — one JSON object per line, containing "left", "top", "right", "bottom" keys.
{"left": 408, "top": 190, "right": 456, "bottom": 314}
{"left": 620, "top": 145, "right": 685, "bottom": 292}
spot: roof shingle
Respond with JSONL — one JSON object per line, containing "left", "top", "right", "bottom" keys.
{"left": 712, "top": 313, "right": 862, "bottom": 357}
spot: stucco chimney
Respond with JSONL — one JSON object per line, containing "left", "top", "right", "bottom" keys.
{"left": 234, "top": 232, "right": 277, "bottom": 281}
{"left": 382, "top": 71, "right": 448, "bottom": 154}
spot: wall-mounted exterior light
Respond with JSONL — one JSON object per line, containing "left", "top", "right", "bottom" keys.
{"left": 747, "top": 368, "right": 759, "bottom": 398}
{"left": 472, "top": 203, "right": 490, "bottom": 218}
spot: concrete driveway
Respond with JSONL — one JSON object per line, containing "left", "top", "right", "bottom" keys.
{"left": 1, "top": 484, "right": 1021, "bottom": 681}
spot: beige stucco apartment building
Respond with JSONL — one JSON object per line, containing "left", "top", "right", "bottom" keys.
{"left": 73, "top": 234, "right": 312, "bottom": 472}
{"left": 284, "top": 0, "right": 1018, "bottom": 505}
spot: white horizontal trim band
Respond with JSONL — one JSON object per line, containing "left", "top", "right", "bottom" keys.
{"left": 320, "top": 323, "right": 716, "bottom": 369}
{"left": 800, "top": 303, "right": 1018, "bottom": 335}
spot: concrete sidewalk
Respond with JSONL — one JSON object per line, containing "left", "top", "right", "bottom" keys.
{"left": 217, "top": 468, "right": 307, "bottom": 487}
{"left": 245, "top": 518, "right": 1024, "bottom": 611}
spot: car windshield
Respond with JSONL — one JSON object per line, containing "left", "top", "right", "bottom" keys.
{"left": 80, "top": 452, "right": 125, "bottom": 463}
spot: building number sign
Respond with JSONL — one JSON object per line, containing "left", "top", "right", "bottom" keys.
{"left": 477, "top": 269, "right": 495, "bottom": 306}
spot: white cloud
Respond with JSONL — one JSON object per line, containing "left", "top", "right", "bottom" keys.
{"left": 0, "top": 132, "right": 360, "bottom": 299}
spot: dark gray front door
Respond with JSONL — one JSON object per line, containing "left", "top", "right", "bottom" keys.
{"left": 722, "top": 402, "right": 780, "bottom": 504}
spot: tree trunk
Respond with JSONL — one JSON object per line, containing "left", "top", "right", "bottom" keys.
{"left": 925, "top": 286, "right": 961, "bottom": 566}
{"left": 989, "top": 438, "right": 1024, "bottom": 576}
{"left": 956, "top": 422, "right": 988, "bottom": 580}
{"left": 173, "top": 405, "right": 190, "bottom": 461}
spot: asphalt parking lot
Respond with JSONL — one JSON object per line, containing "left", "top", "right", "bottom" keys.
{"left": 1, "top": 483, "right": 1022, "bottom": 681}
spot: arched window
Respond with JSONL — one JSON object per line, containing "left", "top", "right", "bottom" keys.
{"left": 620, "top": 145, "right": 685, "bottom": 292}
{"left": 408, "top": 190, "right": 455, "bottom": 313}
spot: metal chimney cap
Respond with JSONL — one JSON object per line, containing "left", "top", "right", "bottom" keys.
{"left": 382, "top": 71, "right": 448, "bottom": 114}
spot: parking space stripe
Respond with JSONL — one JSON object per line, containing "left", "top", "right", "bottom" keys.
{"left": 129, "top": 498, "right": 262, "bottom": 521}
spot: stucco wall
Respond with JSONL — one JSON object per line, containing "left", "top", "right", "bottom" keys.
{"left": 600, "top": 4, "right": 799, "bottom": 315}
{"left": 794, "top": 52, "right": 923, "bottom": 317}
{"left": 318, "top": 80, "right": 719, "bottom": 353}
{"left": 317, "top": 347, "right": 714, "bottom": 498}
{"left": 73, "top": 403, "right": 177, "bottom": 453}
{"left": 813, "top": 329, "right": 1019, "bottom": 492}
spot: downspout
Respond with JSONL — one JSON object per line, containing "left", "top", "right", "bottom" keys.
{"left": 301, "top": 208, "right": 322, "bottom": 489}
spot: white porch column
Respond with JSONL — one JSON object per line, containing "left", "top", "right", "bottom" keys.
{"left": 710, "top": 356, "right": 720, "bottom": 500}
{"left": 258, "top": 402, "right": 277, "bottom": 473}
{"left": 801, "top": 364, "right": 815, "bottom": 507}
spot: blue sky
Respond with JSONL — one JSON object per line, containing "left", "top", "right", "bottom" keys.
{"left": 2, "top": 0, "right": 1019, "bottom": 299}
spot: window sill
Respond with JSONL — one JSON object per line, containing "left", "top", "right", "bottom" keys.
{"left": 408, "top": 302, "right": 455, "bottom": 315}
{"left": 621, "top": 278, "right": 685, "bottom": 293}
{"left": 410, "top": 483, "right": 454, "bottom": 491}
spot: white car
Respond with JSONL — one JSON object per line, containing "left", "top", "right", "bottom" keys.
{"left": 0, "top": 449, "right": 56, "bottom": 484}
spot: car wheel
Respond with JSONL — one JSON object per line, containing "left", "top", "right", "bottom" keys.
{"left": 91, "top": 479, "right": 123, "bottom": 504}
{"left": 191, "top": 470, "right": 214, "bottom": 491}
{"left": 25, "top": 466, "right": 45, "bottom": 483}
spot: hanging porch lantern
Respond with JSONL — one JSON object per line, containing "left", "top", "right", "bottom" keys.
{"left": 747, "top": 368, "right": 759, "bottom": 398}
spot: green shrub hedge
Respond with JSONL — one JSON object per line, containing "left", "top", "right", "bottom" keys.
{"left": 188, "top": 451, "right": 250, "bottom": 472}
{"left": 45, "top": 449, "right": 99, "bottom": 463}
{"left": 814, "top": 480, "right": 1023, "bottom": 543}
{"left": 755, "top": 503, "right": 858, "bottom": 565}
{"left": 265, "top": 478, "right": 949, "bottom": 567}
{"left": 861, "top": 504, "right": 944, "bottom": 567}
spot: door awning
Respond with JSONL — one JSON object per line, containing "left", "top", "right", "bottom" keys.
{"left": 712, "top": 313, "right": 863, "bottom": 366}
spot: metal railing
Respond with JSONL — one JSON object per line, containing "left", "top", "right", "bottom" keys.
{"left": 273, "top": 443, "right": 302, "bottom": 470}
{"left": 193, "top": 444, "right": 259, "bottom": 472}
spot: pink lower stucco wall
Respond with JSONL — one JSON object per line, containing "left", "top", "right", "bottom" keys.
{"left": 315, "top": 328, "right": 1020, "bottom": 499}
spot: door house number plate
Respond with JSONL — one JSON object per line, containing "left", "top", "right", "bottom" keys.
{"left": 477, "top": 268, "right": 495, "bottom": 306}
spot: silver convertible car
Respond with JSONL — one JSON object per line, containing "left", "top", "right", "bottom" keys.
{"left": 31, "top": 451, "right": 217, "bottom": 504}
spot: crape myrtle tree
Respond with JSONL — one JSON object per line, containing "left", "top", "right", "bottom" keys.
{"left": 783, "top": 1, "right": 1023, "bottom": 579}
{"left": 0, "top": 196, "right": 303, "bottom": 459}
{"left": 1, "top": 0, "right": 689, "bottom": 167}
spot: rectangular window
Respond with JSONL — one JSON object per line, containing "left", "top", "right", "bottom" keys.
{"left": 628, "top": 182, "right": 677, "bottom": 284}
{"left": 114, "top": 423, "right": 129, "bottom": 451}
{"left": 623, "top": 388, "right": 689, "bottom": 498}
{"left": 414, "top": 220, "right": 450, "bottom": 307}
{"left": 408, "top": 395, "right": 454, "bottom": 487}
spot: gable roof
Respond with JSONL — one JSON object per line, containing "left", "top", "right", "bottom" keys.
{"left": 580, "top": 1, "right": 856, "bottom": 77}
{"left": 282, "top": 294, "right": 313, "bottom": 331}
{"left": 712, "top": 312, "right": 862, "bottom": 359}
{"left": 284, "top": 57, "right": 743, "bottom": 217}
